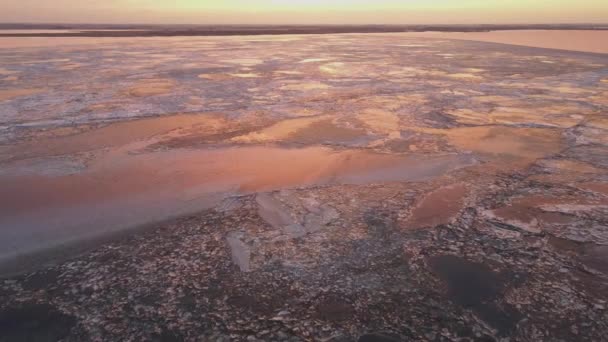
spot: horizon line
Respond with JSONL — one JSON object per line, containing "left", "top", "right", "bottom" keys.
{"left": 2, "top": 22, "right": 608, "bottom": 27}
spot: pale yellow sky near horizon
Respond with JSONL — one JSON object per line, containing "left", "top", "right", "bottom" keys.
{"left": 1, "top": 0, "right": 607, "bottom": 25}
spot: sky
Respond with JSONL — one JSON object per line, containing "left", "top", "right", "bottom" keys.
{"left": 1, "top": 0, "right": 607, "bottom": 25}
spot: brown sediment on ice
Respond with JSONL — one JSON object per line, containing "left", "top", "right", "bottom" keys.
{"left": 124, "top": 78, "right": 175, "bottom": 97}
{"left": 0, "top": 88, "right": 43, "bottom": 101}
{"left": 406, "top": 126, "right": 564, "bottom": 171}
{"left": 484, "top": 194, "right": 608, "bottom": 234}
{"left": 447, "top": 103, "right": 588, "bottom": 128}
{"left": 229, "top": 73, "right": 261, "bottom": 78}
{"left": 198, "top": 73, "right": 233, "bottom": 81}
{"left": 357, "top": 108, "right": 401, "bottom": 137}
{"left": 537, "top": 159, "right": 605, "bottom": 174}
{"left": 0, "top": 113, "right": 227, "bottom": 162}
{"left": 279, "top": 82, "right": 331, "bottom": 91}
{"left": 287, "top": 119, "right": 367, "bottom": 144}
{"left": 230, "top": 116, "right": 329, "bottom": 143}
{"left": 576, "top": 182, "right": 608, "bottom": 196}
{"left": 401, "top": 183, "right": 470, "bottom": 229}
{"left": 442, "top": 126, "right": 563, "bottom": 159}
{"left": 0, "top": 67, "right": 18, "bottom": 75}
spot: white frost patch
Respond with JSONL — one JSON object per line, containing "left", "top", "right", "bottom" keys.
{"left": 229, "top": 73, "right": 260, "bottom": 78}
{"left": 540, "top": 204, "right": 608, "bottom": 214}
{"left": 298, "top": 58, "right": 331, "bottom": 63}
{"left": 319, "top": 62, "right": 345, "bottom": 74}
{"left": 226, "top": 232, "right": 251, "bottom": 272}
{"left": 280, "top": 82, "right": 330, "bottom": 91}
{"left": 275, "top": 70, "right": 303, "bottom": 75}
{"left": 224, "top": 58, "right": 264, "bottom": 66}
{"left": 482, "top": 209, "right": 542, "bottom": 234}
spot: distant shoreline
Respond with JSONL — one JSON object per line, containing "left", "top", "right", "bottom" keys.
{"left": 1, "top": 24, "right": 607, "bottom": 37}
